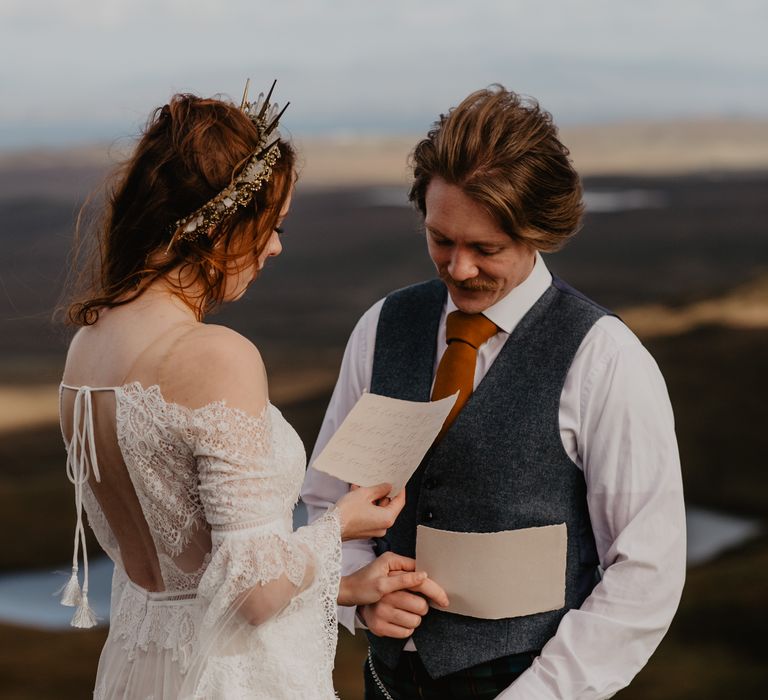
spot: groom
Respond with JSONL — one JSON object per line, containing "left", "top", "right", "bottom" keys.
{"left": 301, "top": 86, "right": 686, "bottom": 699}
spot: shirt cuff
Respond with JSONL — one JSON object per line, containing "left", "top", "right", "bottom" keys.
{"left": 494, "top": 667, "right": 556, "bottom": 700}
{"left": 337, "top": 604, "right": 358, "bottom": 635}
{"left": 338, "top": 604, "right": 369, "bottom": 635}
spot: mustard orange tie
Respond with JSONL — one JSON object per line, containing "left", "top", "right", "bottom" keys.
{"left": 431, "top": 311, "right": 499, "bottom": 440}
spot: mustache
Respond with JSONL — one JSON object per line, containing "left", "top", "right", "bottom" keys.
{"left": 439, "top": 270, "right": 499, "bottom": 292}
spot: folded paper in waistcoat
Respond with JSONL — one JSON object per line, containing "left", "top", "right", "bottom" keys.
{"left": 416, "top": 523, "right": 567, "bottom": 619}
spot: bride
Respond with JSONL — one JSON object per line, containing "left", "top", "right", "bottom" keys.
{"left": 57, "top": 82, "right": 445, "bottom": 699}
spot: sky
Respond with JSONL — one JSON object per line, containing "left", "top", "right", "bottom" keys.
{"left": 1, "top": 0, "right": 766, "bottom": 148}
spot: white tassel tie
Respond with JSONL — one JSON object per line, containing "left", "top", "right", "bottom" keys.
{"left": 57, "top": 566, "right": 81, "bottom": 607}
{"left": 71, "top": 593, "right": 98, "bottom": 628}
{"left": 59, "top": 386, "right": 102, "bottom": 629}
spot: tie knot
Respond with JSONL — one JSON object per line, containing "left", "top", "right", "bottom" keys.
{"left": 446, "top": 311, "right": 499, "bottom": 349}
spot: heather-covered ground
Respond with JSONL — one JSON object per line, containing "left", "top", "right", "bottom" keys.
{"left": 1, "top": 165, "right": 766, "bottom": 697}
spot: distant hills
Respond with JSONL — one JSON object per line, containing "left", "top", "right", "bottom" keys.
{"left": 1, "top": 119, "right": 767, "bottom": 198}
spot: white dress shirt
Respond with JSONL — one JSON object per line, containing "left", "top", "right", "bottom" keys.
{"left": 301, "top": 253, "right": 686, "bottom": 699}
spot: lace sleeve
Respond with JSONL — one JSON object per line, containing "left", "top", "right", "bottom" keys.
{"left": 180, "top": 401, "right": 342, "bottom": 698}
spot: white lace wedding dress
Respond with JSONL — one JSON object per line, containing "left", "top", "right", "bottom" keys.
{"left": 59, "top": 381, "right": 341, "bottom": 699}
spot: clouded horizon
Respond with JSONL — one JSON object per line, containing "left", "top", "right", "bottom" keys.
{"left": 1, "top": 0, "right": 766, "bottom": 149}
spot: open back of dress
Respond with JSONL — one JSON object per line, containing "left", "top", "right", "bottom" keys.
{"left": 59, "top": 383, "right": 213, "bottom": 599}
{"left": 58, "top": 381, "right": 342, "bottom": 699}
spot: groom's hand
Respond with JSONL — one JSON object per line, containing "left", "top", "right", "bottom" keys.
{"left": 360, "top": 576, "right": 449, "bottom": 639}
{"left": 339, "top": 552, "right": 430, "bottom": 607}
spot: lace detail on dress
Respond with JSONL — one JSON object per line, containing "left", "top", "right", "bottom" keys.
{"left": 294, "top": 507, "right": 343, "bottom": 669}
{"left": 158, "top": 552, "right": 212, "bottom": 593}
{"left": 115, "top": 383, "right": 205, "bottom": 558}
{"left": 180, "top": 401, "right": 341, "bottom": 698}
{"left": 191, "top": 402, "right": 305, "bottom": 528}
{"left": 61, "top": 381, "right": 341, "bottom": 699}
{"left": 191, "top": 401, "right": 272, "bottom": 465}
{"left": 198, "top": 528, "right": 307, "bottom": 623}
{"left": 110, "top": 572, "right": 199, "bottom": 671}
{"left": 188, "top": 506, "right": 343, "bottom": 700}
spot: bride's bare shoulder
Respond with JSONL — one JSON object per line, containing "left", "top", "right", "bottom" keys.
{"left": 160, "top": 323, "right": 268, "bottom": 413}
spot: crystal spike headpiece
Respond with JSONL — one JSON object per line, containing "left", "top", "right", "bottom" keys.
{"left": 167, "top": 79, "right": 289, "bottom": 250}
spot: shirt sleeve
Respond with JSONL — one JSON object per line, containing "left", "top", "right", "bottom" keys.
{"left": 499, "top": 317, "right": 686, "bottom": 699}
{"left": 300, "top": 298, "right": 385, "bottom": 634}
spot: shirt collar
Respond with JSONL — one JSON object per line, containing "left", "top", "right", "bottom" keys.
{"left": 444, "top": 252, "right": 553, "bottom": 335}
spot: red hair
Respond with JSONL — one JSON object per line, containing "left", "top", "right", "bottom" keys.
{"left": 66, "top": 93, "right": 296, "bottom": 325}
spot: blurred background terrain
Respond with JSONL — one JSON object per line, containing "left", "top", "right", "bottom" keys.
{"left": 2, "top": 1, "right": 767, "bottom": 698}
{"left": 1, "top": 128, "right": 767, "bottom": 698}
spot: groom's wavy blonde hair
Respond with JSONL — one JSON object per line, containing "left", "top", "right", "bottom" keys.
{"left": 409, "top": 85, "right": 583, "bottom": 252}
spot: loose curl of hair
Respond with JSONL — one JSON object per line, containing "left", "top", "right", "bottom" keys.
{"left": 409, "top": 85, "right": 583, "bottom": 252}
{"left": 65, "top": 93, "right": 296, "bottom": 326}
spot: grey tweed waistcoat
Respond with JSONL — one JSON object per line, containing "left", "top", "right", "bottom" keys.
{"left": 367, "top": 277, "right": 608, "bottom": 678}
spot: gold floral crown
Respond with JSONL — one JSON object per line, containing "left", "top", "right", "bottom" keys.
{"left": 167, "top": 79, "right": 289, "bottom": 251}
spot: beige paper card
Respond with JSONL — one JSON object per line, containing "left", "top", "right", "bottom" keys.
{"left": 313, "top": 391, "right": 459, "bottom": 496}
{"left": 415, "top": 523, "right": 567, "bottom": 620}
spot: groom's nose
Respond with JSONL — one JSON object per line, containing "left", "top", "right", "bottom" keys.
{"left": 448, "top": 248, "right": 479, "bottom": 281}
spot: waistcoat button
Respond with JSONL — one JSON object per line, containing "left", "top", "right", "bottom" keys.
{"left": 423, "top": 510, "right": 434, "bottom": 522}
{"left": 424, "top": 478, "right": 437, "bottom": 490}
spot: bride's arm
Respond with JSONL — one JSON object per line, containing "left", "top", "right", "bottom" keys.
{"left": 164, "top": 325, "right": 335, "bottom": 626}
{"left": 170, "top": 325, "right": 408, "bottom": 627}
{"left": 228, "top": 485, "right": 410, "bottom": 627}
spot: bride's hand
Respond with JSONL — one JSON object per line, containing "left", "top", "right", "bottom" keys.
{"left": 335, "top": 483, "right": 405, "bottom": 541}
{"left": 338, "top": 552, "right": 439, "bottom": 607}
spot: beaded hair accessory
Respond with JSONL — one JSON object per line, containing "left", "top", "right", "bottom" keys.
{"left": 167, "top": 79, "right": 289, "bottom": 250}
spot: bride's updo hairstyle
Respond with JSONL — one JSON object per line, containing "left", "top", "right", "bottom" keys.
{"left": 67, "top": 93, "right": 296, "bottom": 326}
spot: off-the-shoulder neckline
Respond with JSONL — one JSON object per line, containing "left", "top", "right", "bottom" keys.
{"left": 59, "top": 380, "right": 273, "bottom": 422}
